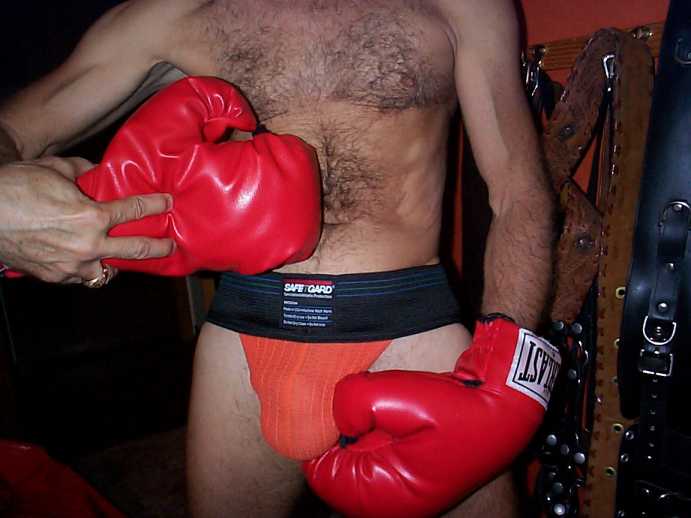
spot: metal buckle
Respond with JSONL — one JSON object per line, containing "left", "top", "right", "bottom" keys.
{"left": 602, "top": 53, "right": 615, "bottom": 91}
{"left": 642, "top": 315, "right": 677, "bottom": 346}
{"left": 638, "top": 348, "right": 674, "bottom": 377}
{"left": 660, "top": 200, "right": 691, "bottom": 224}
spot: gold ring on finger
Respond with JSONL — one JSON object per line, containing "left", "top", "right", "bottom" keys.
{"left": 82, "top": 264, "right": 115, "bottom": 289}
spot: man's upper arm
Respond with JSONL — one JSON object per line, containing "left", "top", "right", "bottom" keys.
{"left": 441, "top": 0, "right": 546, "bottom": 212}
{"left": 0, "top": 0, "right": 196, "bottom": 159}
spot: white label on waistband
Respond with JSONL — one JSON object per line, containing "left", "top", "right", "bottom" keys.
{"left": 281, "top": 278, "right": 335, "bottom": 329}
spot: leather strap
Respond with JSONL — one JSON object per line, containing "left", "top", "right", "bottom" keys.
{"left": 543, "top": 27, "right": 638, "bottom": 326}
{"left": 582, "top": 32, "right": 654, "bottom": 518}
{"left": 529, "top": 28, "right": 654, "bottom": 518}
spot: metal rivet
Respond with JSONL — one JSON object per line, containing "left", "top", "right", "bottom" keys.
{"left": 615, "top": 287, "right": 626, "bottom": 299}
{"left": 666, "top": 262, "right": 676, "bottom": 272}
{"left": 613, "top": 423, "right": 624, "bottom": 433}
{"left": 657, "top": 301, "right": 669, "bottom": 313}
{"left": 616, "top": 511, "right": 626, "bottom": 518}
{"left": 571, "top": 322, "right": 583, "bottom": 335}
{"left": 558, "top": 125, "right": 575, "bottom": 141}
{"left": 553, "top": 503, "right": 567, "bottom": 516}
{"left": 546, "top": 434, "right": 558, "bottom": 446}
{"left": 624, "top": 430, "right": 636, "bottom": 440}
{"left": 614, "top": 338, "right": 620, "bottom": 349}
{"left": 552, "top": 482, "right": 564, "bottom": 495}
{"left": 632, "top": 25, "right": 653, "bottom": 40}
{"left": 612, "top": 376, "right": 618, "bottom": 384}
{"left": 567, "top": 369, "right": 578, "bottom": 380}
{"left": 605, "top": 466, "right": 617, "bottom": 477}
{"left": 560, "top": 444, "right": 571, "bottom": 456}
{"left": 576, "top": 236, "right": 593, "bottom": 249}
{"left": 574, "top": 452, "right": 587, "bottom": 464}
{"left": 620, "top": 453, "right": 630, "bottom": 464}
{"left": 673, "top": 203, "right": 683, "bottom": 212}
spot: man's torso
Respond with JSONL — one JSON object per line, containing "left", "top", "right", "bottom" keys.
{"left": 172, "top": 0, "right": 459, "bottom": 273}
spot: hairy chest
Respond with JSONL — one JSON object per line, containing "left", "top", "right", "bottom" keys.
{"left": 194, "top": 0, "right": 456, "bottom": 120}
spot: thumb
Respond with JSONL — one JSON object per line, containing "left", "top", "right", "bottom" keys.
{"left": 333, "top": 370, "right": 447, "bottom": 440}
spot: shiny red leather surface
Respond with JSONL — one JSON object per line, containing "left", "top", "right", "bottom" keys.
{"left": 77, "top": 76, "right": 321, "bottom": 275}
{"left": 303, "top": 318, "right": 559, "bottom": 518}
{"left": 0, "top": 440, "right": 125, "bottom": 517}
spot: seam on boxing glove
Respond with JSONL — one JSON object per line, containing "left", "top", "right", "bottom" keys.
{"left": 339, "top": 435, "right": 359, "bottom": 448}
{"left": 253, "top": 124, "right": 270, "bottom": 135}
{"left": 477, "top": 312, "right": 515, "bottom": 324}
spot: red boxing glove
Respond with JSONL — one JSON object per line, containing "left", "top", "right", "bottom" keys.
{"left": 76, "top": 76, "right": 321, "bottom": 276}
{"left": 303, "top": 315, "right": 561, "bottom": 518}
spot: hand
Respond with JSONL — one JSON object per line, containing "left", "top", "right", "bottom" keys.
{"left": 303, "top": 315, "right": 561, "bottom": 518}
{"left": 0, "top": 156, "right": 174, "bottom": 283}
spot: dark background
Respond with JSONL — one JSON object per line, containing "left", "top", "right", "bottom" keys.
{"left": 0, "top": 1, "right": 196, "bottom": 461}
{"left": 1, "top": 2, "right": 122, "bottom": 96}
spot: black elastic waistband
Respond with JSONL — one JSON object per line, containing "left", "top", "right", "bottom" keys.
{"left": 206, "top": 264, "right": 462, "bottom": 342}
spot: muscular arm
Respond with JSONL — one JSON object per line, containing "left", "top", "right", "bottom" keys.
{"left": 441, "top": 0, "right": 556, "bottom": 329}
{"left": 0, "top": 0, "right": 201, "bottom": 280}
{"left": 0, "top": 0, "right": 195, "bottom": 160}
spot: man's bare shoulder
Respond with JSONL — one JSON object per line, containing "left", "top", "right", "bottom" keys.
{"left": 432, "top": 0, "right": 517, "bottom": 44}
{"left": 73, "top": 0, "right": 207, "bottom": 58}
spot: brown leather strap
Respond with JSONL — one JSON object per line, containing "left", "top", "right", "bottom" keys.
{"left": 537, "top": 28, "right": 654, "bottom": 517}
{"left": 528, "top": 21, "right": 663, "bottom": 71}
{"left": 543, "top": 29, "right": 627, "bottom": 324}
{"left": 582, "top": 33, "right": 654, "bottom": 518}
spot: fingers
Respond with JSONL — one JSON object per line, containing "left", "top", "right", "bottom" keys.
{"left": 99, "top": 193, "right": 175, "bottom": 260}
{"left": 100, "top": 235, "right": 175, "bottom": 260}
{"left": 104, "top": 193, "right": 173, "bottom": 227}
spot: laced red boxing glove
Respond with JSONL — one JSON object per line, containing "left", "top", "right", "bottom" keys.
{"left": 303, "top": 314, "right": 561, "bottom": 518}
{"left": 73, "top": 76, "right": 321, "bottom": 276}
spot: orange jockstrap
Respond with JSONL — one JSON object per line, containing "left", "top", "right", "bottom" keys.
{"left": 240, "top": 334, "right": 391, "bottom": 460}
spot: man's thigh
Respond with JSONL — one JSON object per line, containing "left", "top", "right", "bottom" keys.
{"left": 186, "top": 322, "right": 471, "bottom": 517}
{"left": 186, "top": 321, "right": 517, "bottom": 517}
{"left": 371, "top": 322, "right": 471, "bottom": 372}
{"left": 187, "top": 323, "right": 329, "bottom": 518}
